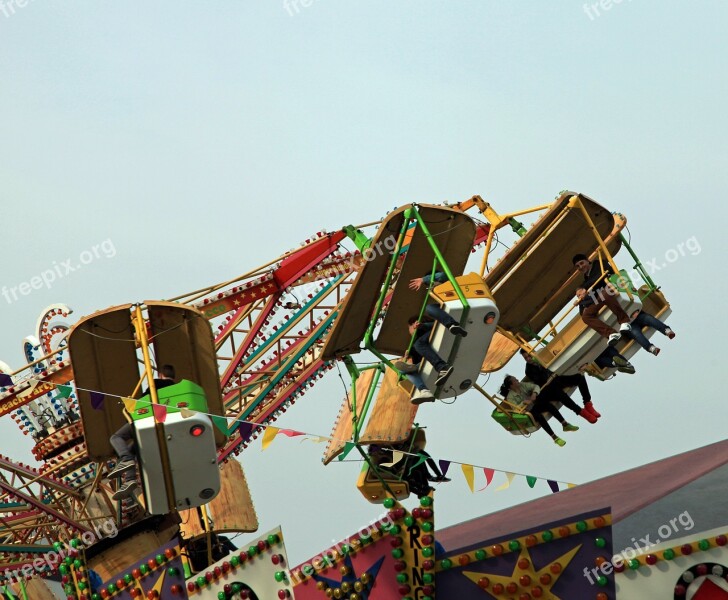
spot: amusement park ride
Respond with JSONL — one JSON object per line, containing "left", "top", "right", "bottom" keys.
{"left": 0, "top": 191, "right": 675, "bottom": 599}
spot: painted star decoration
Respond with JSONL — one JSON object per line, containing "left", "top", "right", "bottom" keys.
{"left": 311, "top": 553, "right": 385, "bottom": 599}
{"left": 463, "top": 545, "right": 581, "bottom": 599}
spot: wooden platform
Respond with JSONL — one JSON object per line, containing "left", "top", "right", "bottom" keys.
{"left": 482, "top": 331, "right": 519, "bottom": 372}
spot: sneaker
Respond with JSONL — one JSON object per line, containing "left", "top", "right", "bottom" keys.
{"left": 616, "top": 361, "right": 636, "bottom": 374}
{"left": 619, "top": 323, "right": 632, "bottom": 332}
{"left": 554, "top": 437, "right": 566, "bottom": 447}
{"left": 449, "top": 324, "right": 468, "bottom": 337}
{"left": 583, "top": 401, "right": 601, "bottom": 419}
{"left": 612, "top": 355, "right": 629, "bottom": 368}
{"left": 562, "top": 423, "right": 580, "bottom": 432}
{"left": 112, "top": 481, "right": 139, "bottom": 501}
{"left": 607, "top": 333, "right": 621, "bottom": 346}
{"left": 394, "top": 360, "right": 419, "bottom": 374}
{"left": 411, "top": 389, "right": 435, "bottom": 405}
{"left": 579, "top": 408, "right": 598, "bottom": 424}
{"left": 429, "top": 475, "right": 451, "bottom": 483}
{"left": 435, "top": 365, "right": 454, "bottom": 386}
{"left": 108, "top": 461, "right": 136, "bottom": 479}
{"left": 665, "top": 328, "right": 676, "bottom": 339}
{"left": 648, "top": 345, "right": 661, "bottom": 356}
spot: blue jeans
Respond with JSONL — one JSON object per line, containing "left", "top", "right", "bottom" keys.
{"left": 412, "top": 322, "right": 448, "bottom": 372}
{"left": 423, "top": 304, "right": 457, "bottom": 328}
{"left": 624, "top": 311, "right": 669, "bottom": 351}
{"left": 109, "top": 422, "right": 137, "bottom": 482}
{"left": 408, "top": 372, "right": 427, "bottom": 391}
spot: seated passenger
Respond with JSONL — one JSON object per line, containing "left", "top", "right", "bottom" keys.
{"left": 396, "top": 354, "right": 435, "bottom": 404}
{"left": 367, "top": 431, "right": 450, "bottom": 498}
{"left": 394, "top": 312, "right": 466, "bottom": 404}
{"left": 622, "top": 310, "right": 675, "bottom": 356}
{"left": 108, "top": 364, "right": 176, "bottom": 500}
{"left": 519, "top": 349, "right": 600, "bottom": 419}
{"left": 408, "top": 272, "right": 469, "bottom": 338}
{"left": 500, "top": 375, "right": 593, "bottom": 447}
{"left": 573, "top": 254, "right": 632, "bottom": 345}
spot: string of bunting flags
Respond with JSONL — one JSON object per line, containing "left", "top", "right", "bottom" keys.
{"left": 2, "top": 375, "right": 577, "bottom": 494}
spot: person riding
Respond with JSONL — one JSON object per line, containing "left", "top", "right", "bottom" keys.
{"left": 500, "top": 375, "right": 594, "bottom": 447}
{"left": 622, "top": 310, "right": 676, "bottom": 356}
{"left": 108, "top": 364, "right": 176, "bottom": 500}
{"left": 394, "top": 272, "right": 468, "bottom": 403}
{"left": 573, "top": 254, "right": 632, "bottom": 345}
{"left": 519, "top": 348, "right": 601, "bottom": 419}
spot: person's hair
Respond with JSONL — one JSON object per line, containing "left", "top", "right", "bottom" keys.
{"left": 500, "top": 375, "right": 516, "bottom": 396}
{"left": 572, "top": 253, "right": 589, "bottom": 265}
{"left": 159, "top": 364, "right": 176, "bottom": 380}
{"left": 407, "top": 316, "right": 419, "bottom": 326}
{"left": 519, "top": 348, "right": 529, "bottom": 357}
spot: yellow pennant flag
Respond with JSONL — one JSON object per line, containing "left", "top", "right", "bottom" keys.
{"left": 567, "top": 483, "right": 577, "bottom": 489}
{"left": 180, "top": 408, "right": 196, "bottom": 419}
{"left": 122, "top": 397, "right": 136, "bottom": 413}
{"left": 302, "top": 436, "right": 328, "bottom": 444}
{"left": 461, "top": 464, "right": 475, "bottom": 493}
{"left": 496, "top": 472, "right": 516, "bottom": 491}
{"left": 261, "top": 426, "right": 280, "bottom": 451}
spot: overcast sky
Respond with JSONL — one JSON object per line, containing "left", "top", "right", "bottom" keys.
{"left": 1, "top": 1, "right": 726, "bottom": 567}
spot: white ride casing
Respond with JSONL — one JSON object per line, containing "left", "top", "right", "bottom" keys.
{"left": 135, "top": 412, "right": 220, "bottom": 515}
{"left": 420, "top": 297, "right": 499, "bottom": 399}
{"left": 548, "top": 292, "right": 642, "bottom": 376}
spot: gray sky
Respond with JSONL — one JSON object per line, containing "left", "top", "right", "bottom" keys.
{"left": 1, "top": 1, "right": 726, "bottom": 567}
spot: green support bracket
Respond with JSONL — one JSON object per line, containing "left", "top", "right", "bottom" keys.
{"left": 619, "top": 232, "right": 658, "bottom": 296}
{"left": 343, "top": 224, "right": 372, "bottom": 252}
{"left": 508, "top": 217, "right": 527, "bottom": 237}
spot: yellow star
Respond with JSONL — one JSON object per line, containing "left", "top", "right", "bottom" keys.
{"left": 462, "top": 544, "right": 582, "bottom": 599}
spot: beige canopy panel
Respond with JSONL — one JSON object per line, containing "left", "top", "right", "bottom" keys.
{"left": 375, "top": 205, "right": 476, "bottom": 355}
{"left": 484, "top": 191, "right": 623, "bottom": 337}
{"left": 321, "top": 206, "right": 409, "bottom": 361}
{"left": 179, "top": 459, "right": 258, "bottom": 540}
{"left": 67, "top": 304, "right": 139, "bottom": 460}
{"left": 146, "top": 301, "right": 226, "bottom": 447}
{"left": 68, "top": 302, "right": 226, "bottom": 459}
{"left": 481, "top": 331, "right": 520, "bottom": 373}
{"left": 321, "top": 204, "right": 476, "bottom": 360}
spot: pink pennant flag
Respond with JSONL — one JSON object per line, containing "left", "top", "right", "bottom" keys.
{"left": 279, "top": 429, "right": 305, "bottom": 438}
{"left": 152, "top": 404, "right": 168, "bottom": 423}
{"left": 477, "top": 468, "right": 496, "bottom": 491}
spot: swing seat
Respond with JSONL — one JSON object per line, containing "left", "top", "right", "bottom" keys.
{"left": 490, "top": 401, "right": 540, "bottom": 436}
{"left": 537, "top": 271, "right": 642, "bottom": 376}
{"left": 357, "top": 463, "right": 410, "bottom": 503}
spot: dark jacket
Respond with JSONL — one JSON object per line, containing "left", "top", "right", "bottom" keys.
{"left": 525, "top": 361, "right": 552, "bottom": 387}
{"left": 582, "top": 260, "right": 615, "bottom": 293}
